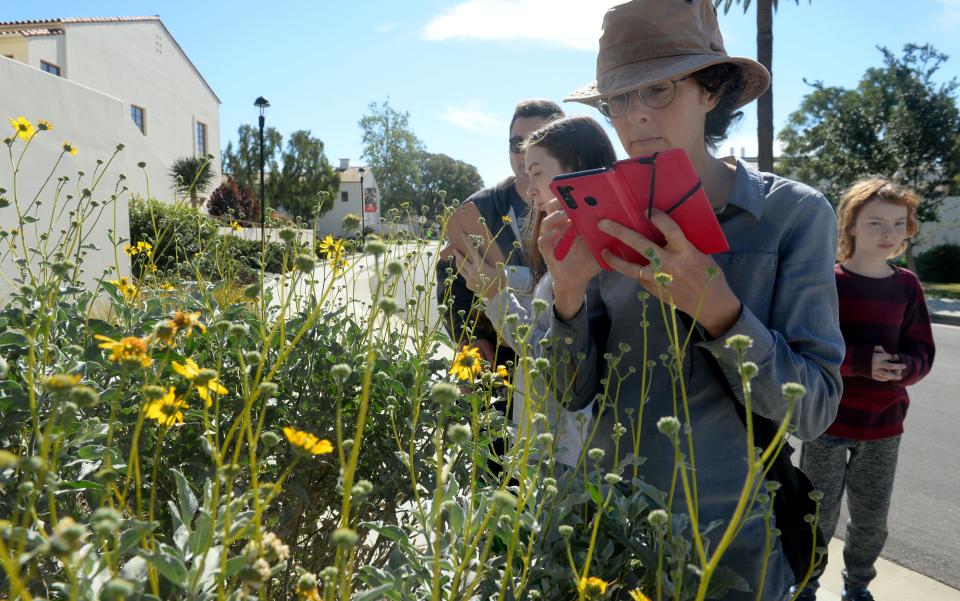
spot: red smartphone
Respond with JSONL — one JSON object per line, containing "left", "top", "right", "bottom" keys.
{"left": 548, "top": 149, "right": 729, "bottom": 271}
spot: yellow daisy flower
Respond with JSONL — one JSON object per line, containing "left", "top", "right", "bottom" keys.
{"left": 283, "top": 427, "right": 333, "bottom": 455}
{"left": 8, "top": 116, "right": 34, "bottom": 141}
{"left": 171, "top": 310, "right": 206, "bottom": 337}
{"left": 108, "top": 276, "right": 139, "bottom": 301}
{"left": 501, "top": 215, "right": 512, "bottom": 224}
{"left": 449, "top": 345, "right": 483, "bottom": 382}
{"left": 61, "top": 140, "right": 77, "bottom": 155}
{"left": 144, "top": 386, "right": 187, "bottom": 426}
{"left": 94, "top": 334, "right": 153, "bottom": 368}
{"left": 577, "top": 576, "right": 607, "bottom": 599}
{"left": 36, "top": 119, "right": 53, "bottom": 131}
{"left": 230, "top": 221, "right": 241, "bottom": 231}
{"left": 172, "top": 357, "right": 228, "bottom": 407}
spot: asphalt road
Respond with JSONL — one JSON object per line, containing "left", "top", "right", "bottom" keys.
{"left": 832, "top": 323, "right": 960, "bottom": 589}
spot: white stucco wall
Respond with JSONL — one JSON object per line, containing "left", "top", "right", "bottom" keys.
{"left": 60, "top": 20, "right": 221, "bottom": 199}
{"left": 25, "top": 34, "right": 65, "bottom": 74}
{"left": 315, "top": 169, "right": 382, "bottom": 238}
{"left": 0, "top": 56, "right": 169, "bottom": 297}
{"left": 2, "top": 20, "right": 220, "bottom": 204}
{"left": 915, "top": 196, "right": 960, "bottom": 253}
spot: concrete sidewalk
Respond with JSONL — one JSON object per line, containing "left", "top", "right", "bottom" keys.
{"left": 812, "top": 538, "right": 960, "bottom": 600}
{"left": 928, "top": 296, "right": 960, "bottom": 326}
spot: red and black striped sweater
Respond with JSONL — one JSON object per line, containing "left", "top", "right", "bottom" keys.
{"left": 827, "top": 264, "right": 936, "bottom": 440}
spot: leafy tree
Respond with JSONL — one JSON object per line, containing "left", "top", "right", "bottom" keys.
{"left": 779, "top": 44, "right": 960, "bottom": 267}
{"left": 222, "top": 124, "right": 282, "bottom": 195}
{"left": 169, "top": 155, "right": 216, "bottom": 209}
{"left": 222, "top": 126, "right": 339, "bottom": 222}
{"left": 359, "top": 99, "right": 425, "bottom": 213}
{"left": 273, "top": 131, "right": 340, "bottom": 222}
{"left": 417, "top": 152, "right": 484, "bottom": 221}
{"left": 715, "top": 0, "right": 809, "bottom": 172}
{"left": 207, "top": 177, "right": 260, "bottom": 223}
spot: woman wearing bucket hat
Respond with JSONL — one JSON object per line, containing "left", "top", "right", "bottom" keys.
{"left": 535, "top": 1, "right": 844, "bottom": 599}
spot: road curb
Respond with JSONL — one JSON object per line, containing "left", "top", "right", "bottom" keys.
{"left": 931, "top": 312, "right": 960, "bottom": 327}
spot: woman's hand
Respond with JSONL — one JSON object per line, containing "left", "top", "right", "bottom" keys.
{"left": 598, "top": 209, "right": 742, "bottom": 338}
{"left": 537, "top": 198, "right": 601, "bottom": 320}
{"left": 452, "top": 247, "right": 505, "bottom": 300}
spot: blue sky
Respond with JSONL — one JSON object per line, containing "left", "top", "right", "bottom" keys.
{"left": 7, "top": 1, "right": 960, "bottom": 189}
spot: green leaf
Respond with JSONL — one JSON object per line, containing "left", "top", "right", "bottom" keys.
{"left": 170, "top": 468, "right": 198, "bottom": 526}
{"left": 145, "top": 548, "right": 188, "bottom": 587}
{"left": 354, "top": 584, "right": 395, "bottom": 601}
{"left": 188, "top": 510, "right": 213, "bottom": 558}
{"left": 586, "top": 482, "right": 603, "bottom": 506}
{"left": 56, "top": 479, "right": 105, "bottom": 493}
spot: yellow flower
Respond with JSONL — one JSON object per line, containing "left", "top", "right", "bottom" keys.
{"left": 283, "top": 427, "right": 333, "bottom": 455}
{"left": 449, "top": 345, "right": 483, "bottom": 382}
{"left": 108, "top": 276, "right": 139, "bottom": 301}
{"left": 577, "top": 576, "right": 607, "bottom": 598}
{"left": 8, "top": 116, "right": 34, "bottom": 141}
{"left": 628, "top": 590, "right": 652, "bottom": 601}
{"left": 171, "top": 310, "right": 206, "bottom": 337}
{"left": 37, "top": 119, "right": 53, "bottom": 131}
{"left": 501, "top": 215, "right": 512, "bottom": 224}
{"left": 61, "top": 140, "right": 77, "bottom": 155}
{"left": 172, "top": 358, "right": 228, "bottom": 407}
{"left": 496, "top": 365, "right": 509, "bottom": 379}
{"left": 136, "top": 240, "right": 153, "bottom": 255}
{"left": 318, "top": 235, "right": 345, "bottom": 259}
{"left": 123, "top": 244, "right": 135, "bottom": 256}
{"left": 144, "top": 386, "right": 187, "bottom": 426}
{"left": 94, "top": 334, "right": 153, "bottom": 368}
{"left": 160, "top": 283, "right": 175, "bottom": 291}
{"left": 230, "top": 221, "right": 241, "bottom": 231}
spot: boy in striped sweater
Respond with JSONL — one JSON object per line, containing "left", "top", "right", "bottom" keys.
{"left": 797, "top": 178, "right": 936, "bottom": 601}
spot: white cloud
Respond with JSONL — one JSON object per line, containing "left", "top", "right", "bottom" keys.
{"left": 442, "top": 102, "right": 505, "bottom": 134}
{"left": 422, "top": 0, "right": 608, "bottom": 51}
{"left": 938, "top": 0, "right": 960, "bottom": 27}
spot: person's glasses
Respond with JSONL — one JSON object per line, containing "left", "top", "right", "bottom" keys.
{"left": 598, "top": 77, "right": 689, "bottom": 118}
{"left": 509, "top": 136, "right": 525, "bottom": 154}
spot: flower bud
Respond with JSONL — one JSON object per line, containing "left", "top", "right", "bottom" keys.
{"left": 330, "top": 363, "right": 352, "bottom": 382}
{"left": 365, "top": 239, "right": 387, "bottom": 256}
{"left": 447, "top": 423, "right": 472, "bottom": 445}
{"left": 656, "top": 416, "right": 681, "bottom": 438}
{"left": 430, "top": 382, "right": 459, "bottom": 405}
{"left": 294, "top": 253, "right": 316, "bottom": 272}
{"left": 331, "top": 527, "right": 359, "bottom": 548}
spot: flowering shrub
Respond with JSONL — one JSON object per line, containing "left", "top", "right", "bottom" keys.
{"left": 0, "top": 119, "right": 821, "bottom": 600}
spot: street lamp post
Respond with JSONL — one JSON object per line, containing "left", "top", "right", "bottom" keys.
{"left": 358, "top": 166, "right": 365, "bottom": 245}
{"left": 254, "top": 96, "right": 270, "bottom": 256}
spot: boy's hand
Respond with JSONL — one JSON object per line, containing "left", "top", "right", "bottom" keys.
{"left": 871, "top": 345, "right": 906, "bottom": 382}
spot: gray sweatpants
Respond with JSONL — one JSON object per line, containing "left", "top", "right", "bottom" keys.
{"left": 799, "top": 434, "right": 902, "bottom": 592}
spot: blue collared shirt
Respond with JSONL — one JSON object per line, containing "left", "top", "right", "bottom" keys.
{"left": 543, "top": 158, "right": 844, "bottom": 600}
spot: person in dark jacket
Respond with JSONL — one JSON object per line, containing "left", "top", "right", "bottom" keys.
{"left": 436, "top": 99, "right": 564, "bottom": 367}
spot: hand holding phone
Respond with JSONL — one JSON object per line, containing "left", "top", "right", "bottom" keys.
{"left": 548, "top": 149, "right": 728, "bottom": 271}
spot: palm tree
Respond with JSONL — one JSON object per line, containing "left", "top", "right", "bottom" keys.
{"left": 715, "top": 0, "right": 808, "bottom": 173}
{"left": 170, "top": 156, "right": 216, "bottom": 209}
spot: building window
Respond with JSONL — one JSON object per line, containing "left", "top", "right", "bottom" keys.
{"left": 131, "top": 105, "right": 145, "bottom": 134}
{"left": 40, "top": 61, "right": 61, "bottom": 76}
{"left": 196, "top": 121, "right": 207, "bottom": 156}
{"left": 340, "top": 191, "right": 349, "bottom": 202}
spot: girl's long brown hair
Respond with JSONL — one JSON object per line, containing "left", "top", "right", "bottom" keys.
{"left": 836, "top": 177, "right": 920, "bottom": 262}
{"left": 522, "top": 116, "right": 617, "bottom": 280}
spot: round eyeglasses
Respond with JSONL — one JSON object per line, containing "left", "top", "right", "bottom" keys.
{"left": 598, "top": 77, "right": 689, "bottom": 118}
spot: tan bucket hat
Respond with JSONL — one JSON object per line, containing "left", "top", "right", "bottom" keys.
{"left": 566, "top": 0, "right": 770, "bottom": 110}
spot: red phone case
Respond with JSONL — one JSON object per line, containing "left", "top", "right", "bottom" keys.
{"left": 548, "top": 149, "right": 729, "bottom": 271}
